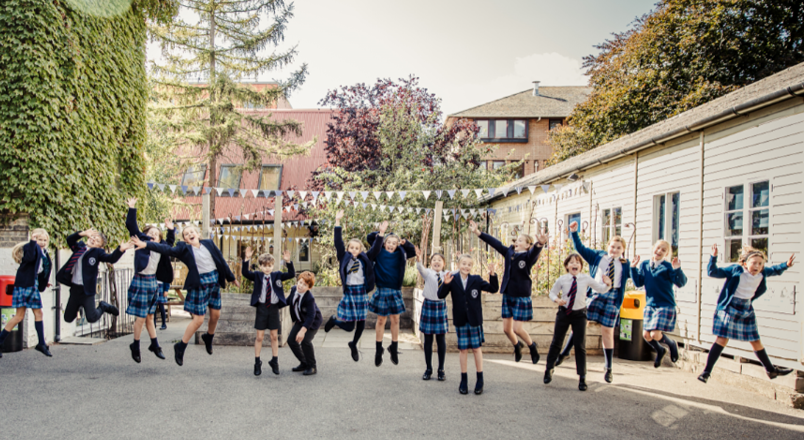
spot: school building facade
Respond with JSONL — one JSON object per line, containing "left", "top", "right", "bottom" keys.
{"left": 483, "top": 63, "right": 804, "bottom": 372}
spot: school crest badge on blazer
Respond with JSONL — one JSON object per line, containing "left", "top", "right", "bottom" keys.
{"left": 88, "top": 257, "right": 96, "bottom": 266}
{"left": 471, "top": 289, "right": 479, "bottom": 298}
{"left": 518, "top": 260, "right": 526, "bottom": 269}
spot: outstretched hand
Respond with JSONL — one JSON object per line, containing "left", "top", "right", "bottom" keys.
{"left": 335, "top": 210, "right": 344, "bottom": 221}
{"left": 244, "top": 246, "right": 253, "bottom": 261}
{"left": 378, "top": 220, "right": 389, "bottom": 236}
{"left": 711, "top": 243, "right": 718, "bottom": 257}
{"left": 283, "top": 249, "right": 291, "bottom": 262}
{"left": 672, "top": 257, "right": 681, "bottom": 270}
{"left": 487, "top": 261, "right": 498, "bottom": 275}
{"left": 468, "top": 220, "right": 480, "bottom": 236}
{"left": 119, "top": 240, "right": 134, "bottom": 251}
{"left": 443, "top": 271, "right": 454, "bottom": 285}
{"left": 632, "top": 255, "right": 641, "bottom": 267}
{"left": 414, "top": 245, "right": 422, "bottom": 262}
{"left": 130, "top": 236, "right": 147, "bottom": 250}
{"left": 535, "top": 233, "right": 548, "bottom": 246}
{"left": 165, "top": 218, "right": 174, "bottom": 230}
{"left": 80, "top": 228, "right": 98, "bottom": 237}
{"left": 788, "top": 254, "right": 796, "bottom": 267}
{"left": 127, "top": 198, "right": 137, "bottom": 209}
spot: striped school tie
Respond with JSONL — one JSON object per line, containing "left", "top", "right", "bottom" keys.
{"left": 64, "top": 247, "right": 87, "bottom": 274}
{"left": 607, "top": 259, "right": 615, "bottom": 283}
{"left": 348, "top": 259, "right": 359, "bottom": 274}
{"left": 566, "top": 276, "right": 577, "bottom": 315}
{"left": 437, "top": 273, "right": 443, "bottom": 290}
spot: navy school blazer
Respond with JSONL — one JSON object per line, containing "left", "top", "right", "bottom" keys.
{"left": 286, "top": 286, "right": 323, "bottom": 330}
{"left": 571, "top": 231, "right": 631, "bottom": 310}
{"left": 437, "top": 273, "right": 499, "bottom": 327}
{"left": 241, "top": 259, "right": 295, "bottom": 308}
{"left": 56, "top": 232, "right": 125, "bottom": 296}
{"left": 707, "top": 255, "right": 788, "bottom": 311}
{"left": 126, "top": 208, "right": 176, "bottom": 284}
{"left": 366, "top": 230, "right": 416, "bottom": 279}
{"left": 630, "top": 260, "right": 687, "bottom": 308}
{"left": 479, "top": 232, "right": 543, "bottom": 297}
{"left": 334, "top": 226, "right": 383, "bottom": 293}
{"left": 15, "top": 240, "right": 52, "bottom": 292}
{"left": 145, "top": 240, "right": 235, "bottom": 290}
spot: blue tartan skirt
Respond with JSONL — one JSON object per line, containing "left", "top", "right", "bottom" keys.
{"left": 501, "top": 294, "right": 533, "bottom": 321}
{"left": 337, "top": 284, "right": 369, "bottom": 322}
{"left": 11, "top": 279, "right": 42, "bottom": 309}
{"left": 586, "top": 293, "right": 620, "bottom": 328}
{"left": 455, "top": 324, "right": 484, "bottom": 350}
{"left": 156, "top": 282, "right": 170, "bottom": 305}
{"left": 643, "top": 306, "right": 676, "bottom": 332}
{"left": 713, "top": 297, "right": 759, "bottom": 341}
{"left": 184, "top": 271, "right": 221, "bottom": 316}
{"left": 419, "top": 299, "right": 448, "bottom": 335}
{"left": 369, "top": 287, "right": 406, "bottom": 317}
{"left": 126, "top": 273, "right": 159, "bottom": 318}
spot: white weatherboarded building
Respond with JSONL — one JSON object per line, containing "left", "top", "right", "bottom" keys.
{"left": 485, "top": 62, "right": 804, "bottom": 370}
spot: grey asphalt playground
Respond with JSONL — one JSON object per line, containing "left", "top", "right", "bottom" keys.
{"left": 3, "top": 316, "right": 804, "bottom": 440}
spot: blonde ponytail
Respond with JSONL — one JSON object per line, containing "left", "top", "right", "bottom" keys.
{"left": 11, "top": 242, "right": 25, "bottom": 264}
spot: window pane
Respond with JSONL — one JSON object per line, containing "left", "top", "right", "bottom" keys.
{"left": 602, "top": 209, "right": 611, "bottom": 242}
{"left": 727, "top": 185, "right": 744, "bottom": 211}
{"left": 299, "top": 240, "right": 309, "bottom": 262}
{"left": 568, "top": 213, "right": 581, "bottom": 233}
{"left": 751, "top": 181, "right": 769, "bottom": 208}
{"left": 670, "top": 192, "right": 680, "bottom": 256}
{"left": 613, "top": 207, "right": 623, "bottom": 236}
{"left": 751, "top": 208, "right": 769, "bottom": 235}
{"left": 751, "top": 238, "right": 768, "bottom": 256}
{"left": 656, "top": 195, "right": 666, "bottom": 240}
{"left": 494, "top": 120, "right": 508, "bottom": 138}
{"left": 513, "top": 120, "right": 527, "bottom": 138}
{"left": 219, "top": 166, "right": 242, "bottom": 190}
{"left": 477, "top": 120, "right": 489, "bottom": 138}
{"left": 727, "top": 239, "right": 742, "bottom": 263}
{"left": 492, "top": 160, "right": 505, "bottom": 170}
{"left": 726, "top": 212, "right": 743, "bottom": 236}
{"left": 549, "top": 119, "right": 563, "bottom": 130}
{"left": 259, "top": 166, "right": 281, "bottom": 191}
{"left": 181, "top": 165, "right": 206, "bottom": 187}
{"left": 513, "top": 163, "right": 524, "bottom": 179}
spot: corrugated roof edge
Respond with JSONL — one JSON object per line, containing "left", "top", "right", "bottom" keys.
{"left": 482, "top": 64, "right": 804, "bottom": 203}
{"left": 447, "top": 86, "right": 591, "bottom": 118}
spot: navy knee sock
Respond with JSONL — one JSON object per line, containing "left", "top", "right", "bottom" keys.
{"left": 704, "top": 343, "right": 725, "bottom": 373}
{"left": 754, "top": 348, "right": 775, "bottom": 372}
{"left": 149, "top": 337, "right": 159, "bottom": 349}
{"left": 335, "top": 319, "right": 355, "bottom": 332}
{"left": 436, "top": 334, "right": 446, "bottom": 371}
{"left": 0, "top": 329, "right": 9, "bottom": 345}
{"left": 660, "top": 334, "right": 678, "bottom": 359}
{"left": 423, "top": 334, "right": 434, "bottom": 370}
{"left": 132, "top": 339, "right": 140, "bottom": 349}
{"left": 604, "top": 348, "right": 614, "bottom": 369}
{"left": 460, "top": 372, "right": 468, "bottom": 388}
{"left": 376, "top": 341, "right": 383, "bottom": 350}
{"left": 476, "top": 371, "right": 484, "bottom": 387}
{"left": 647, "top": 339, "right": 664, "bottom": 353}
{"left": 353, "top": 320, "right": 365, "bottom": 343}
{"left": 34, "top": 321, "right": 46, "bottom": 346}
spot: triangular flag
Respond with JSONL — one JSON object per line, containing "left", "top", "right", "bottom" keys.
{"left": 422, "top": 190, "right": 431, "bottom": 200}
{"left": 299, "top": 191, "right": 308, "bottom": 200}
{"left": 500, "top": 188, "right": 509, "bottom": 197}
{"left": 203, "top": 187, "right": 211, "bottom": 194}
{"left": 516, "top": 187, "right": 523, "bottom": 194}
{"left": 251, "top": 189, "right": 259, "bottom": 198}
{"left": 286, "top": 190, "right": 295, "bottom": 199}
{"left": 487, "top": 188, "right": 496, "bottom": 197}
{"left": 425, "top": 208, "right": 431, "bottom": 214}
{"left": 541, "top": 185, "right": 550, "bottom": 193}
{"left": 181, "top": 185, "right": 188, "bottom": 194}
{"left": 461, "top": 189, "right": 470, "bottom": 199}
{"left": 360, "top": 191, "right": 369, "bottom": 201}
{"left": 373, "top": 191, "right": 382, "bottom": 201}
{"left": 398, "top": 191, "right": 406, "bottom": 201}
{"left": 227, "top": 188, "right": 235, "bottom": 197}
{"left": 274, "top": 190, "right": 283, "bottom": 197}
{"left": 336, "top": 191, "right": 344, "bottom": 200}
{"left": 474, "top": 189, "right": 483, "bottom": 198}
{"left": 385, "top": 191, "right": 394, "bottom": 200}
{"left": 215, "top": 187, "right": 223, "bottom": 196}
{"left": 554, "top": 184, "right": 564, "bottom": 191}
{"left": 416, "top": 208, "right": 421, "bottom": 214}
{"left": 447, "top": 189, "right": 456, "bottom": 199}
{"left": 528, "top": 186, "right": 536, "bottom": 194}
{"left": 435, "top": 190, "right": 443, "bottom": 200}
{"left": 147, "top": 182, "right": 155, "bottom": 190}
{"left": 157, "top": 183, "right": 165, "bottom": 191}
{"left": 323, "top": 191, "right": 331, "bottom": 200}
{"left": 348, "top": 191, "right": 357, "bottom": 201}
{"left": 240, "top": 189, "right": 247, "bottom": 198}
{"left": 169, "top": 185, "right": 177, "bottom": 194}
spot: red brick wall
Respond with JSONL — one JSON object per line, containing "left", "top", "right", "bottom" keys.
{"left": 480, "top": 118, "right": 559, "bottom": 176}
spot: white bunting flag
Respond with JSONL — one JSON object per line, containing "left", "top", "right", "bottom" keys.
{"left": 373, "top": 191, "right": 382, "bottom": 201}
{"left": 461, "top": 189, "right": 470, "bottom": 199}
{"left": 360, "top": 191, "right": 369, "bottom": 201}
{"left": 169, "top": 185, "right": 177, "bottom": 194}
{"left": 447, "top": 189, "right": 456, "bottom": 199}
{"left": 422, "top": 190, "right": 431, "bottom": 200}
{"left": 528, "top": 186, "right": 536, "bottom": 195}
{"left": 435, "top": 190, "right": 443, "bottom": 200}
{"left": 474, "top": 189, "right": 483, "bottom": 198}
{"left": 299, "top": 191, "right": 307, "bottom": 200}
{"left": 398, "top": 191, "right": 406, "bottom": 201}
{"left": 251, "top": 189, "right": 260, "bottom": 198}
{"left": 516, "top": 187, "right": 523, "bottom": 194}
{"left": 286, "top": 190, "right": 295, "bottom": 199}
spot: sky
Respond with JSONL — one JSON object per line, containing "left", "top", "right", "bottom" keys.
{"left": 147, "top": 0, "right": 657, "bottom": 116}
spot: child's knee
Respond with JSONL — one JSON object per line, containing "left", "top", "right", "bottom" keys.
{"left": 255, "top": 333, "right": 264, "bottom": 343}
{"left": 269, "top": 331, "right": 278, "bottom": 341}
{"left": 32, "top": 309, "right": 43, "bottom": 320}
{"left": 642, "top": 331, "right": 651, "bottom": 340}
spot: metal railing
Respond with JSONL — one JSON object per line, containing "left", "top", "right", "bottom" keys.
{"left": 74, "top": 267, "right": 135, "bottom": 339}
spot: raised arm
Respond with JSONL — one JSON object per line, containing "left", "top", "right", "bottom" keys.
{"left": 478, "top": 232, "right": 510, "bottom": 257}
{"left": 165, "top": 219, "right": 176, "bottom": 246}
{"left": 97, "top": 243, "right": 126, "bottom": 264}
{"left": 707, "top": 255, "right": 731, "bottom": 279}
{"left": 570, "top": 230, "right": 600, "bottom": 265}
{"left": 671, "top": 264, "right": 688, "bottom": 288}
{"left": 479, "top": 274, "right": 499, "bottom": 294}
{"left": 66, "top": 231, "right": 83, "bottom": 250}
{"left": 526, "top": 241, "right": 544, "bottom": 266}
{"left": 281, "top": 260, "right": 296, "bottom": 281}
{"left": 125, "top": 205, "right": 145, "bottom": 239}
{"left": 630, "top": 259, "right": 646, "bottom": 288}
{"left": 144, "top": 240, "right": 181, "bottom": 258}
{"left": 241, "top": 247, "right": 257, "bottom": 282}
{"left": 437, "top": 271, "right": 455, "bottom": 299}
{"left": 399, "top": 238, "right": 416, "bottom": 259}
{"left": 366, "top": 231, "right": 379, "bottom": 248}
{"left": 21, "top": 241, "right": 37, "bottom": 264}
{"left": 763, "top": 262, "right": 788, "bottom": 278}
{"left": 366, "top": 232, "right": 383, "bottom": 262}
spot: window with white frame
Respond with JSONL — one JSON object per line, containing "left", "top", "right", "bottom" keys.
{"left": 566, "top": 212, "right": 581, "bottom": 234}
{"left": 601, "top": 207, "right": 622, "bottom": 243}
{"left": 724, "top": 181, "right": 769, "bottom": 262}
{"left": 299, "top": 239, "right": 310, "bottom": 262}
{"left": 653, "top": 192, "right": 680, "bottom": 257}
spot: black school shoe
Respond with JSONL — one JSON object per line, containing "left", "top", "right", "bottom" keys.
{"left": 292, "top": 363, "right": 308, "bottom": 372}
{"left": 303, "top": 367, "right": 317, "bottom": 376}
{"left": 173, "top": 343, "right": 185, "bottom": 366}
{"left": 99, "top": 301, "right": 119, "bottom": 316}
{"left": 578, "top": 376, "right": 588, "bottom": 391}
{"left": 514, "top": 341, "right": 524, "bottom": 362}
{"left": 543, "top": 368, "right": 554, "bottom": 384}
{"left": 375, "top": 345, "right": 384, "bottom": 367}
{"left": 529, "top": 344, "right": 540, "bottom": 364}
{"left": 201, "top": 333, "right": 214, "bottom": 355}
{"left": 474, "top": 380, "right": 484, "bottom": 395}
{"left": 324, "top": 316, "right": 336, "bottom": 333}
{"left": 654, "top": 346, "right": 666, "bottom": 368}
{"left": 459, "top": 382, "right": 468, "bottom": 395}
{"left": 130, "top": 342, "right": 141, "bottom": 363}
{"left": 422, "top": 369, "right": 432, "bottom": 381}
{"left": 437, "top": 369, "right": 446, "bottom": 381}
{"left": 604, "top": 368, "right": 613, "bottom": 383}
{"left": 254, "top": 360, "right": 262, "bottom": 376}
{"left": 767, "top": 366, "right": 794, "bottom": 379}
{"left": 389, "top": 343, "right": 399, "bottom": 365}
{"left": 149, "top": 344, "right": 165, "bottom": 360}
{"left": 348, "top": 341, "right": 359, "bottom": 362}
{"left": 698, "top": 372, "right": 711, "bottom": 383}
{"left": 268, "top": 358, "right": 280, "bottom": 375}
{"left": 35, "top": 343, "right": 52, "bottom": 357}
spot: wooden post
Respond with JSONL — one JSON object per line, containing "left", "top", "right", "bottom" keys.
{"left": 202, "top": 192, "right": 211, "bottom": 239}
{"left": 273, "top": 193, "right": 291, "bottom": 347}
{"left": 431, "top": 201, "right": 444, "bottom": 254}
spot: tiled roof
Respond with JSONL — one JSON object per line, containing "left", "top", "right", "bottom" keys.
{"left": 449, "top": 86, "right": 592, "bottom": 119}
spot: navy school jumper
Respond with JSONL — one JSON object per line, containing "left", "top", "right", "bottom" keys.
{"left": 241, "top": 259, "right": 295, "bottom": 308}
{"left": 478, "top": 232, "right": 542, "bottom": 297}
{"left": 126, "top": 208, "right": 176, "bottom": 284}
{"left": 630, "top": 260, "right": 687, "bottom": 308}
{"left": 56, "top": 232, "right": 125, "bottom": 296}
{"left": 334, "top": 226, "right": 383, "bottom": 294}
{"left": 144, "top": 240, "right": 235, "bottom": 290}
{"left": 707, "top": 255, "right": 787, "bottom": 311}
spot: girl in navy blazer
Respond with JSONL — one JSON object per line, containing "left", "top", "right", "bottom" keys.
{"left": 630, "top": 240, "right": 687, "bottom": 368}
{"left": 698, "top": 244, "right": 795, "bottom": 384}
{"left": 57, "top": 229, "right": 131, "bottom": 325}
{"left": 286, "top": 271, "right": 323, "bottom": 376}
{"left": 565, "top": 221, "right": 630, "bottom": 384}
{"left": 132, "top": 226, "right": 238, "bottom": 366}
{"left": 124, "top": 198, "right": 176, "bottom": 364}
{"left": 438, "top": 255, "right": 499, "bottom": 395}
{"left": 323, "top": 210, "right": 382, "bottom": 363}
{"left": 469, "top": 219, "right": 546, "bottom": 365}
{"left": 242, "top": 246, "right": 295, "bottom": 376}
{"left": 0, "top": 229, "right": 53, "bottom": 358}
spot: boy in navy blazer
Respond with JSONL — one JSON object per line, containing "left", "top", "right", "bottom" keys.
{"left": 57, "top": 229, "right": 132, "bottom": 324}
{"left": 242, "top": 246, "right": 295, "bottom": 376}
{"left": 286, "top": 271, "right": 323, "bottom": 376}
{"left": 438, "top": 255, "right": 499, "bottom": 395}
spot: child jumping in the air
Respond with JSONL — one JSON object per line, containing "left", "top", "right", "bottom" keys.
{"left": 415, "top": 245, "right": 450, "bottom": 381}
{"left": 544, "top": 253, "right": 611, "bottom": 391}
{"left": 131, "top": 226, "right": 237, "bottom": 366}
{"left": 324, "top": 210, "right": 383, "bottom": 362}
{"left": 286, "top": 271, "right": 323, "bottom": 376}
{"left": 242, "top": 246, "right": 294, "bottom": 376}
{"left": 698, "top": 244, "right": 795, "bottom": 383}
{"left": 366, "top": 221, "right": 416, "bottom": 366}
{"left": 125, "top": 198, "right": 175, "bottom": 363}
{"left": 469, "top": 219, "right": 546, "bottom": 365}
{"left": 630, "top": 240, "right": 687, "bottom": 368}
{"left": 0, "top": 229, "right": 53, "bottom": 358}
{"left": 562, "top": 221, "right": 630, "bottom": 383}
{"left": 438, "top": 255, "right": 498, "bottom": 395}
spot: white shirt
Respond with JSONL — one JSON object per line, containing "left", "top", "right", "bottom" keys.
{"left": 416, "top": 262, "right": 448, "bottom": 301}
{"left": 595, "top": 255, "right": 623, "bottom": 290}
{"left": 140, "top": 251, "right": 161, "bottom": 275}
{"left": 259, "top": 274, "right": 279, "bottom": 304}
{"left": 294, "top": 291, "right": 304, "bottom": 319}
{"left": 345, "top": 258, "right": 364, "bottom": 286}
{"left": 71, "top": 252, "right": 86, "bottom": 286}
{"left": 459, "top": 273, "right": 468, "bottom": 290}
{"left": 550, "top": 274, "right": 610, "bottom": 310}
{"left": 192, "top": 245, "right": 216, "bottom": 274}
{"left": 735, "top": 271, "right": 763, "bottom": 300}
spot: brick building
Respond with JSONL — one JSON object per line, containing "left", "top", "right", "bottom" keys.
{"left": 447, "top": 82, "right": 591, "bottom": 178}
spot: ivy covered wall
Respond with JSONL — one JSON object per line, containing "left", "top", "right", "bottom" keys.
{"left": 0, "top": 0, "right": 176, "bottom": 245}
